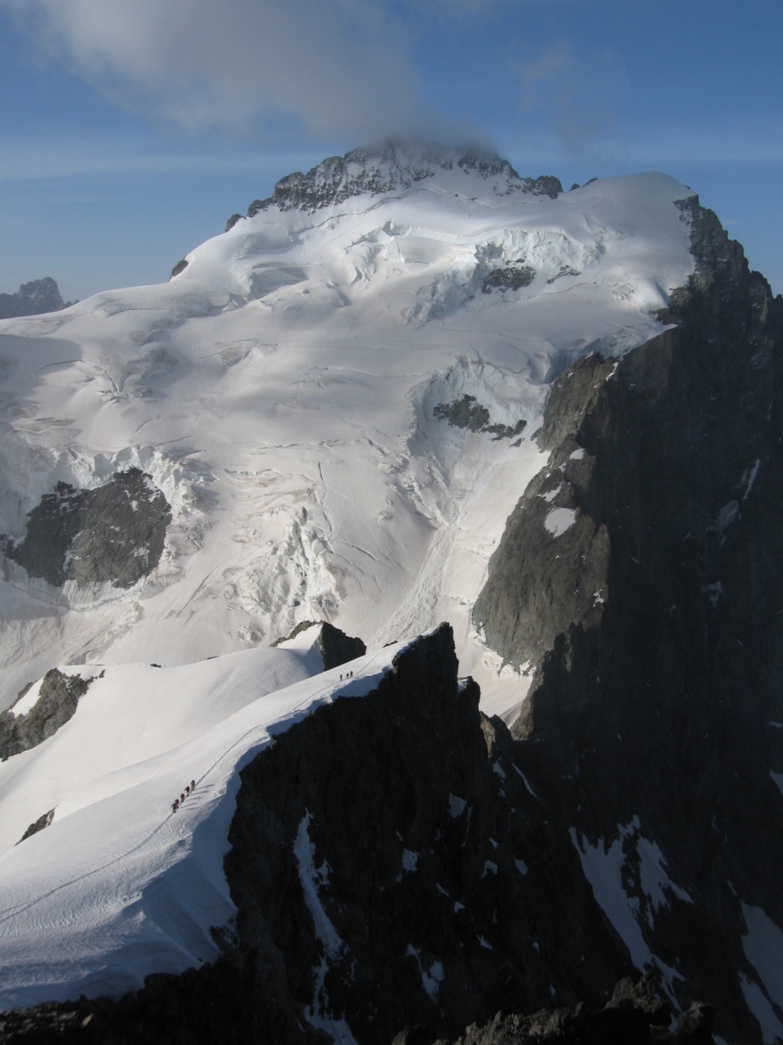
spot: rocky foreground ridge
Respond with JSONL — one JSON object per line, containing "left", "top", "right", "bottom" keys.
{"left": 0, "top": 626, "right": 716, "bottom": 1044}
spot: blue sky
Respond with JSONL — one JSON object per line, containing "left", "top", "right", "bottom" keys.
{"left": 1, "top": 0, "right": 781, "bottom": 302}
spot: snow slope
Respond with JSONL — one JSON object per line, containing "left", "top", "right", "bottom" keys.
{"left": 0, "top": 153, "right": 695, "bottom": 723}
{"left": 0, "top": 629, "right": 406, "bottom": 1009}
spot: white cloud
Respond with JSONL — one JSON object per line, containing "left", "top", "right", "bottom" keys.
{"left": 520, "top": 40, "right": 574, "bottom": 91}
{"left": 1, "top": 0, "right": 426, "bottom": 138}
{"left": 509, "top": 39, "right": 621, "bottom": 156}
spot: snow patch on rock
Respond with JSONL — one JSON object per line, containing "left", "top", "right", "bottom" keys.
{"left": 405, "top": 944, "right": 444, "bottom": 1002}
{"left": 740, "top": 902, "right": 783, "bottom": 1043}
{"left": 544, "top": 506, "right": 577, "bottom": 536}
{"left": 570, "top": 819, "right": 690, "bottom": 1001}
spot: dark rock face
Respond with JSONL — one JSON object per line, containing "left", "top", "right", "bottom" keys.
{"left": 474, "top": 197, "right": 783, "bottom": 1044}
{"left": 17, "top": 809, "right": 55, "bottom": 845}
{"left": 219, "top": 624, "right": 657, "bottom": 1044}
{"left": 272, "top": 620, "right": 367, "bottom": 670}
{"left": 434, "top": 396, "right": 527, "bottom": 441}
{"left": 481, "top": 266, "right": 536, "bottom": 294}
{"left": 317, "top": 620, "right": 367, "bottom": 669}
{"left": 3, "top": 468, "right": 172, "bottom": 589}
{"left": 0, "top": 278, "right": 71, "bottom": 319}
{"left": 472, "top": 355, "right": 612, "bottom": 668}
{"left": 241, "top": 139, "right": 561, "bottom": 219}
{"left": 169, "top": 258, "right": 189, "bottom": 278}
{"left": 429, "top": 971, "right": 713, "bottom": 1044}
{"left": 0, "top": 669, "right": 93, "bottom": 761}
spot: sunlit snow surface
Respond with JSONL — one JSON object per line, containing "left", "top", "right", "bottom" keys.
{"left": 0, "top": 634, "right": 407, "bottom": 1009}
{"left": 0, "top": 171, "right": 694, "bottom": 721}
{"left": 0, "top": 168, "right": 696, "bottom": 1009}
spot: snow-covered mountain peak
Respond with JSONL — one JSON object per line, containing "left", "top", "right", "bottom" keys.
{"left": 0, "top": 155, "right": 698, "bottom": 712}
{"left": 238, "top": 137, "right": 562, "bottom": 222}
{"left": 2, "top": 137, "right": 781, "bottom": 1043}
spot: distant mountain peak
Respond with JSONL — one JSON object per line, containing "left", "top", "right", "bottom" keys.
{"left": 234, "top": 138, "right": 561, "bottom": 225}
{"left": 0, "top": 277, "right": 72, "bottom": 319}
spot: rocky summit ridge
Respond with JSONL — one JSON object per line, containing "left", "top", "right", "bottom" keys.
{"left": 227, "top": 138, "right": 561, "bottom": 227}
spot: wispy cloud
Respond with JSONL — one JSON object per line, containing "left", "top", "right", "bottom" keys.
{"left": 519, "top": 41, "right": 574, "bottom": 96}
{"left": 510, "top": 39, "right": 621, "bottom": 157}
{"left": 0, "top": 0, "right": 427, "bottom": 139}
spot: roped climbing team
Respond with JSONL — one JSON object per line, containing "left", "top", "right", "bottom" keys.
{"left": 172, "top": 780, "right": 196, "bottom": 813}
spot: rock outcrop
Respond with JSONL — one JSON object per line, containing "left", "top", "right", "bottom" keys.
{"left": 316, "top": 620, "right": 367, "bottom": 669}
{"left": 421, "top": 971, "right": 714, "bottom": 1044}
{"left": 481, "top": 265, "right": 536, "bottom": 294}
{"left": 434, "top": 395, "right": 527, "bottom": 441}
{"left": 273, "top": 619, "right": 367, "bottom": 669}
{"left": 169, "top": 258, "right": 189, "bottom": 279}
{"left": 3, "top": 468, "right": 172, "bottom": 589}
{"left": 17, "top": 809, "right": 55, "bottom": 845}
{"left": 0, "top": 669, "right": 94, "bottom": 762}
